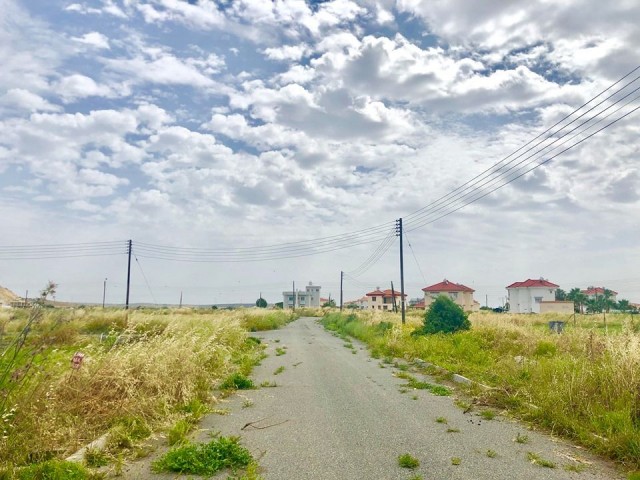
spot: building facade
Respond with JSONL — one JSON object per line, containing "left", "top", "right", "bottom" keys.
{"left": 365, "top": 288, "right": 407, "bottom": 311}
{"left": 422, "top": 279, "right": 478, "bottom": 311}
{"left": 282, "top": 282, "right": 321, "bottom": 309}
{"left": 506, "top": 279, "right": 559, "bottom": 313}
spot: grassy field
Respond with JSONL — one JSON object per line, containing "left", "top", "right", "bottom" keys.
{"left": 322, "top": 309, "right": 640, "bottom": 471}
{"left": 0, "top": 306, "right": 297, "bottom": 477}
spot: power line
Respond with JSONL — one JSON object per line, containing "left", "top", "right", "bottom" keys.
{"left": 134, "top": 254, "right": 158, "bottom": 305}
{"left": 404, "top": 231, "right": 426, "bottom": 285}
{"left": 404, "top": 66, "right": 640, "bottom": 231}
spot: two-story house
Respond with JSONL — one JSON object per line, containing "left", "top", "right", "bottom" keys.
{"left": 365, "top": 288, "right": 407, "bottom": 311}
{"left": 581, "top": 287, "right": 618, "bottom": 302}
{"left": 422, "top": 279, "right": 478, "bottom": 311}
{"left": 282, "top": 282, "right": 321, "bottom": 309}
{"left": 506, "top": 278, "right": 559, "bottom": 313}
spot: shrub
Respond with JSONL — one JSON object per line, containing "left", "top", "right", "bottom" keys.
{"left": 417, "top": 296, "right": 470, "bottom": 334}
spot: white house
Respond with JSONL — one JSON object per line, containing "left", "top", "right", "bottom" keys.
{"left": 365, "top": 288, "right": 407, "bottom": 311}
{"left": 422, "top": 279, "right": 479, "bottom": 312}
{"left": 506, "top": 278, "right": 559, "bottom": 313}
{"left": 282, "top": 282, "right": 321, "bottom": 309}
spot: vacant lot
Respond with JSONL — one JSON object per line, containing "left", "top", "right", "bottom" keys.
{"left": 0, "top": 306, "right": 298, "bottom": 476}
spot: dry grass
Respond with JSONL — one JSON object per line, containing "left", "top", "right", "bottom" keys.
{"left": 0, "top": 308, "right": 272, "bottom": 469}
{"left": 322, "top": 310, "right": 640, "bottom": 468}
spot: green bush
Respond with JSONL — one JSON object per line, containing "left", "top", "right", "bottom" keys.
{"left": 417, "top": 296, "right": 470, "bottom": 334}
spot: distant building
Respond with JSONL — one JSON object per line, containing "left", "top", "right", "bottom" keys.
{"left": 282, "top": 282, "right": 321, "bottom": 309}
{"left": 365, "top": 287, "right": 407, "bottom": 311}
{"left": 344, "top": 296, "right": 368, "bottom": 309}
{"left": 422, "top": 279, "right": 479, "bottom": 312}
{"left": 506, "top": 278, "right": 559, "bottom": 313}
{"left": 581, "top": 287, "right": 618, "bottom": 302}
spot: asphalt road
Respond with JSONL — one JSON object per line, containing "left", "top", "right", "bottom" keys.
{"left": 125, "top": 317, "right": 623, "bottom": 479}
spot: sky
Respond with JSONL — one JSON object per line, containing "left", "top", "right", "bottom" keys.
{"left": 1, "top": 0, "right": 639, "bottom": 307}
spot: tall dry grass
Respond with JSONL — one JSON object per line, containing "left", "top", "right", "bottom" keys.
{"left": 322, "top": 310, "right": 640, "bottom": 468}
{"left": 0, "top": 308, "right": 266, "bottom": 468}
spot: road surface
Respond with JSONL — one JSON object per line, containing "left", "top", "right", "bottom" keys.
{"left": 125, "top": 317, "right": 623, "bottom": 479}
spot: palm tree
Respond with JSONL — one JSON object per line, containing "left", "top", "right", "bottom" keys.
{"left": 567, "top": 288, "right": 587, "bottom": 314}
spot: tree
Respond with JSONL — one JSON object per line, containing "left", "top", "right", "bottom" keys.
{"left": 416, "top": 296, "right": 470, "bottom": 335}
{"left": 567, "top": 288, "right": 587, "bottom": 313}
{"left": 255, "top": 297, "right": 267, "bottom": 308}
{"left": 617, "top": 299, "right": 631, "bottom": 312}
{"left": 555, "top": 288, "right": 567, "bottom": 301}
{"left": 322, "top": 299, "right": 336, "bottom": 308}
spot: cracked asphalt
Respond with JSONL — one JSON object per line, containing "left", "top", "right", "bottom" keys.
{"left": 123, "top": 317, "right": 624, "bottom": 479}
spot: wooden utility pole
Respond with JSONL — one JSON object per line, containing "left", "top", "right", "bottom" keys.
{"left": 125, "top": 240, "right": 132, "bottom": 310}
{"left": 396, "top": 219, "right": 406, "bottom": 324}
{"left": 391, "top": 281, "right": 397, "bottom": 313}
{"left": 340, "top": 271, "right": 344, "bottom": 311}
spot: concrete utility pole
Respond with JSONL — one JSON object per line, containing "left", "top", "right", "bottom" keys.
{"left": 102, "top": 278, "right": 107, "bottom": 309}
{"left": 396, "top": 218, "right": 406, "bottom": 324}
{"left": 292, "top": 281, "right": 295, "bottom": 311}
{"left": 125, "top": 240, "right": 132, "bottom": 310}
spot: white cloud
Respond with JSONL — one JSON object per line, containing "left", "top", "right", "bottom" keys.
{"left": 0, "top": 89, "right": 61, "bottom": 113}
{"left": 55, "top": 74, "right": 117, "bottom": 101}
{"left": 72, "top": 32, "right": 111, "bottom": 49}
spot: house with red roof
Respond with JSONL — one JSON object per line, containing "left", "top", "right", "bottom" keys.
{"left": 365, "top": 287, "right": 407, "bottom": 311}
{"left": 581, "top": 287, "right": 618, "bottom": 302}
{"left": 506, "top": 278, "right": 560, "bottom": 313}
{"left": 422, "top": 279, "right": 479, "bottom": 312}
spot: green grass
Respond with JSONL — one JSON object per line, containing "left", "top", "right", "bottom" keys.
{"left": 273, "top": 366, "right": 285, "bottom": 375}
{"left": 479, "top": 410, "right": 496, "bottom": 420}
{"left": 446, "top": 427, "right": 460, "bottom": 433}
{"left": 451, "top": 457, "right": 461, "bottom": 465}
{"left": 398, "top": 453, "right": 420, "bottom": 469}
{"left": 260, "top": 380, "right": 277, "bottom": 388}
{"left": 275, "top": 347, "right": 286, "bottom": 356}
{"left": 14, "top": 459, "right": 99, "bottom": 479}
{"left": 167, "top": 419, "right": 192, "bottom": 446}
{"left": 435, "top": 417, "right": 447, "bottom": 424}
{"left": 514, "top": 432, "right": 529, "bottom": 444}
{"left": 320, "top": 311, "right": 640, "bottom": 469}
{"left": 84, "top": 447, "right": 109, "bottom": 467}
{"left": 152, "top": 436, "right": 253, "bottom": 475}
{"left": 527, "top": 452, "right": 556, "bottom": 468}
{"left": 486, "top": 449, "right": 497, "bottom": 458}
{"left": 220, "top": 373, "right": 255, "bottom": 390}
{"left": 400, "top": 375, "right": 451, "bottom": 396}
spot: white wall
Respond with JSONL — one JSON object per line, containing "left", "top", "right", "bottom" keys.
{"left": 508, "top": 286, "right": 556, "bottom": 313}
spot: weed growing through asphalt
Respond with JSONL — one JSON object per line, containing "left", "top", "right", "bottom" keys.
{"left": 563, "top": 463, "right": 587, "bottom": 473}
{"left": 242, "top": 399, "right": 254, "bottom": 408}
{"left": 408, "top": 476, "right": 424, "bottom": 480}
{"left": 293, "top": 362, "right": 303, "bottom": 367}
{"left": 274, "top": 339, "right": 280, "bottom": 343}
{"left": 273, "top": 366, "right": 285, "bottom": 375}
{"left": 411, "top": 395, "right": 418, "bottom": 400}
{"left": 344, "top": 342, "right": 354, "bottom": 349}
{"left": 435, "top": 417, "right": 447, "bottom": 424}
{"left": 398, "top": 453, "right": 420, "bottom": 469}
{"left": 480, "top": 410, "right": 496, "bottom": 420}
{"left": 152, "top": 436, "right": 253, "bottom": 476}
{"left": 451, "top": 457, "right": 461, "bottom": 465}
{"left": 275, "top": 347, "right": 286, "bottom": 356}
{"left": 514, "top": 432, "right": 530, "bottom": 444}
{"left": 220, "top": 373, "right": 255, "bottom": 390}
{"left": 527, "top": 452, "right": 556, "bottom": 468}
{"left": 447, "top": 428, "right": 460, "bottom": 433}
{"left": 211, "top": 408, "right": 231, "bottom": 415}
{"left": 399, "top": 374, "right": 452, "bottom": 396}
{"left": 168, "top": 419, "right": 192, "bottom": 446}
{"left": 260, "top": 380, "right": 277, "bottom": 388}
{"left": 486, "top": 450, "right": 497, "bottom": 458}
{"left": 84, "top": 446, "right": 109, "bottom": 467}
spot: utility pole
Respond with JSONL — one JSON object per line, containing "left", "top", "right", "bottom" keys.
{"left": 292, "top": 281, "right": 295, "bottom": 311}
{"left": 102, "top": 278, "right": 107, "bottom": 309}
{"left": 24, "top": 290, "right": 28, "bottom": 307}
{"left": 396, "top": 218, "right": 406, "bottom": 324}
{"left": 486, "top": 294, "right": 488, "bottom": 308}
{"left": 179, "top": 291, "right": 183, "bottom": 308}
{"left": 125, "top": 239, "right": 132, "bottom": 310}
{"left": 391, "top": 281, "right": 397, "bottom": 313}
{"left": 340, "top": 271, "right": 344, "bottom": 312}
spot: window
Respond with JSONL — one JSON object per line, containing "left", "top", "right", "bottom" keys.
{"left": 534, "top": 296, "right": 542, "bottom": 303}
{"left": 450, "top": 292, "right": 458, "bottom": 299}
{"left": 372, "top": 297, "right": 377, "bottom": 301}
{"left": 288, "top": 296, "right": 293, "bottom": 301}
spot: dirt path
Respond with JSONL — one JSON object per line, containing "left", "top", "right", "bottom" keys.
{"left": 122, "top": 317, "right": 623, "bottom": 479}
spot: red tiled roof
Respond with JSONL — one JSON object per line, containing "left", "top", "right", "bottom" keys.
{"left": 365, "top": 289, "right": 407, "bottom": 298}
{"left": 506, "top": 279, "right": 559, "bottom": 289}
{"left": 422, "top": 279, "right": 474, "bottom": 293}
{"left": 581, "top": 287, "right": 618, "bottom": 296}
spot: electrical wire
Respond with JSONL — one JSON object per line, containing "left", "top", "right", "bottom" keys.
{"left": 404, "top": 65, "right": 640, "bottom": 231}
{"left": 134, "top": 254, "right": 158, "bottom": 305}
{"left": 346, "top": 228, "right": 396, "bottom": 277}
{"left": 404, "top": 231, "right": 426, "bottom": 285}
